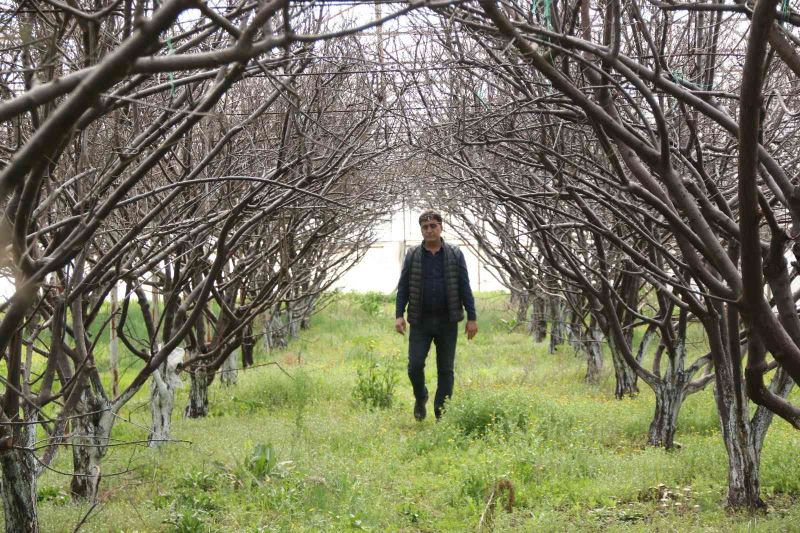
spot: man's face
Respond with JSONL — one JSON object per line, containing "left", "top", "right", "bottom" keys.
{"left": 420, "top": 218, "right": 442, "bottom": 244}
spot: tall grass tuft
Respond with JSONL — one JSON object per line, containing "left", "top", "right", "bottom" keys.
{"left": 444, "top": 389, "right": 530, "bottom": 437}
{"left": 352, "top": 358, "right": 398, "bottom": 409}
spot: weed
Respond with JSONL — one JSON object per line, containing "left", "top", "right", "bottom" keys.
{"left": 212, "top": 370, "right": 319, "bottom": 419}
{"left": 36, "top": 486, "right": 68, "bottom": 505}
{"left": 460, "top": 469, "right": 489, "bottom": 504}
{"left": 246, "top": 443, "right": 279, "bottom": 481}
{"left": 173, "top": 491, "right": 218, "bottom": 512}
{"left": 401, "top": 504, "right": 421, "bottom": 524}
{"left": 291, "top": 370, "right": 311, "bottom": 432}
{"left": 175, "top": 470, "right": 217, "bottom": 492}
{"left": 352, "top": 358, "right": 398, "bottom": 409}
{"left": 445, "top": 389, "right": 529, "bottom": 437}
{"left": 348, "top": 512, "right": 367, "bottom": 529}
{"left": 346, "top": 336, "right": 378, "bottom": 361}
{"left": 165, "top": 509, "right": 208, "bottom": 533}
{"left": 217, "top": 443, "right": 294, "bottom": 489}
{"left": 354, "top": 291, "right": 392, "bottom": 316}
{"left": 529, "top": 398, "right": 578, "bottom": 442}
{"left": 152, "top": 491, "right": 174, "bottom": 510}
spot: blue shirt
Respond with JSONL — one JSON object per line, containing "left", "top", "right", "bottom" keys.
{"left": 422, "top": 247, "right": 447, "bottom": 316}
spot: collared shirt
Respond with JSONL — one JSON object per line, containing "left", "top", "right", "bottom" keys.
{"left": 422, "top": 246, "right": 447, "bottom": 316}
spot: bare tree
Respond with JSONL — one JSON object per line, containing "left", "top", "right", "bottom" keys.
{"left": 0, "top": 0, "right": 436, "bottom": 529}
{"left": 409, "top": 0, "right": 800, "bottom": 508}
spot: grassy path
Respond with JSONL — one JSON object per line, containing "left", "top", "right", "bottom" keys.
{"left": 33, "top": 293, "right": 800, "bottom": 531}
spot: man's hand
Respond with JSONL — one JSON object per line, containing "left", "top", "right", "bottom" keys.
{"left": 395, "top": 317, "right": 407, "bottom": 335}
{"left": 465, "top": 320, "right": 478, "bottom": 340}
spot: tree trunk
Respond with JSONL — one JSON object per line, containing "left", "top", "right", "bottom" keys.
{"left": 0, "top": 418, "right": 39, "bottom": 533}
{"left": 148, "top": 348, "right": 184, "bottom": 447}
{"left": 528, "top": 295, "right": 547, "bottom": 342}
{"left": 548, "top": 297, "right": 564, "bottom": 354}
{"left": 298, "top": 294, "right": 318, "bottom": 330}
{"left": 220, "top": 350, "right": 238, "bottom": 387}
{"left": 70, "top": 396, "right": 113, "bottom": 501}
{"left": 265, "top": 311, "right": 288, "bottom": 350}
{"left": 716, "top": 386, "right": 763, "bottom": 509}
{"left": 511, "top": 288, "right": 529, "bottom": 329}
{"left": 241, "top": 324, "right": 254, "bottom": 368}
{"left": 636, "top": 323, "right": 657, "bottom": 365}
{"left": 568, "top": 310, "right": 583, "bottom": 352}
{"left": 752, "top": 367, "right": 795, "bottom": 455}
{"left": 584, "top": 317, "right": 603, "bottom": 384}
{"left": 264, "top": 312, "right": 275, "bottom": 350}
{"left": 185, "top": 367, "right": 209, "bottom": 418}
{"left": 705, "top": 312, "right": 765, "bottom": 509}
{"left": 286, "top": 303, "right": 301, "bottom": 339}
{"left": 714, "top": 356, "right": 764, "bottom": 509}
{"left": 609, "top": 336, "right": 639, "bottom": 398}
{"left": 109, "top": 286, "right": 120, "bottom": 397}
{"left": 647, "top": 383, "right": 685, "bottom": 449}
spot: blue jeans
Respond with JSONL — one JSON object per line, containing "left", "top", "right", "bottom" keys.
{"left": 408, "top": 315, "right": 458, "bottom": 418}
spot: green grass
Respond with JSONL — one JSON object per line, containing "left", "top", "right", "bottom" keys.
{"left": 20, "top": 292, "right": 800, "bottom": 531}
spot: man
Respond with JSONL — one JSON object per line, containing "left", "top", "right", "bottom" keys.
{"left": 395, "top": 210, "right": 478, "bottom": 421}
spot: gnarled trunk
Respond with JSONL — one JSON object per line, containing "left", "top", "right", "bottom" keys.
{"left": 185, "top": 367, "right": 209, "bottom": 418}
{"left": 296, "top": 294, "right": 318, "bottom": 331}
{"left": 510, "top": 288, "right": 529, "bottom": 330}
{"left": 0, "top": 418, "right": 39, "bottom": 533}
{"left": 220, "top": 351, "right": 238, "bottom": 387}
{"left": 547, "top": 297, "right": 564, "bottom": 354}
{"left": 148, "top": 348, "right": 184, "bottom": 447}
{"left": 109, "top": 287, "right": 120, "bottom": 397}
{"left": 705, "top": 312, "right": 765, "bottom": 509}
{"left": 528, "top": 295, "right": 548, "bottom": 342}
{"left": 584, "top": 318, "right": 604, "bottom": 384}
{"left": 241, "top": 324, "right": 254, "bottom": 368}
{"left": 264, "top": 310, "right": 288, "bottom": 351}
{"left": 70, "top": 396, "right": 113, "bottom": 501}
{"left": 647, "top": 382, "right": 686, "bottom": 449}
{"left": 609, "top": 336, "right": 639, "bottom": 398}
{"left": 286, "top": 304, "right": 301, "bottom": 340}
{"left": 568, "top": 310, "right": 583, "bottom": 352}
{"left": 716, "top": 387, "right": 763, "bottom": 509}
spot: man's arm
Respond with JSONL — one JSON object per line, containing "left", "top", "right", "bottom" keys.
{"left": 458, "top": 250, "right": 477, "bottom": 321}
{"left": 395, "top": 250, "right": 411, "bottom": 334}
{"left": 457, "top": 250, "right": 478, "bottom": 339}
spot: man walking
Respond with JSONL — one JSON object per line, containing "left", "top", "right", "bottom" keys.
{"left": 395, "top": 210, "right": 478, "bottom": 421}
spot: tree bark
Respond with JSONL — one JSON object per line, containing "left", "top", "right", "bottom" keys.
{"left": 609, "top": 336, "right": 639, "bottom": 398}
{"left": 705, "top": 313, "right": 765, "bottom": 509}
{"left": 70, "top": 396, "right": 113, "bottom": 501}
{"left": 716, "top": 386, "right": 764, "bottom": 509}
{"left": 528, "top": 295, "right": 548, "bottom": 342}
{"left": 584, "top": 317, "right": 603, "bottom": 384}
{"left": 647, "top": 383, "right": 685, "bottom": 449}
{"left": 511, "top": 288, "right": 529, "bottom": 329}
{"left": 148, "top": 348, "right": 184, "bottom": 447}
{"left": 298, "top": 294, "right": 318, "bottom": 331}
{"left": 568, "top": 310, "right": 583, "bottom": 352}
{"left": 220, "top": 350, "right": 238, "bottom": 387}
{"left": 265, "top": 310, "right": 288, "bottom": 350}
{"left": 548, "top": 297, "right": 564, "bottom": 354}
{"left": 752, "top": 367, "right": 795, "bottom": 455}
{"left": 287, "top": 303, "right": 300, "bottom": 339}
{"left": 185, "top": 367, "right": 209, "bottom": 418}
{"left": 241, "top": 323, "right": 254, "bottom": 368}
{"left": 0, "top": 418, "right": 39, "bottom": 533}
{"left": 109, "top": 286, "right": 120, "bottom": 397}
